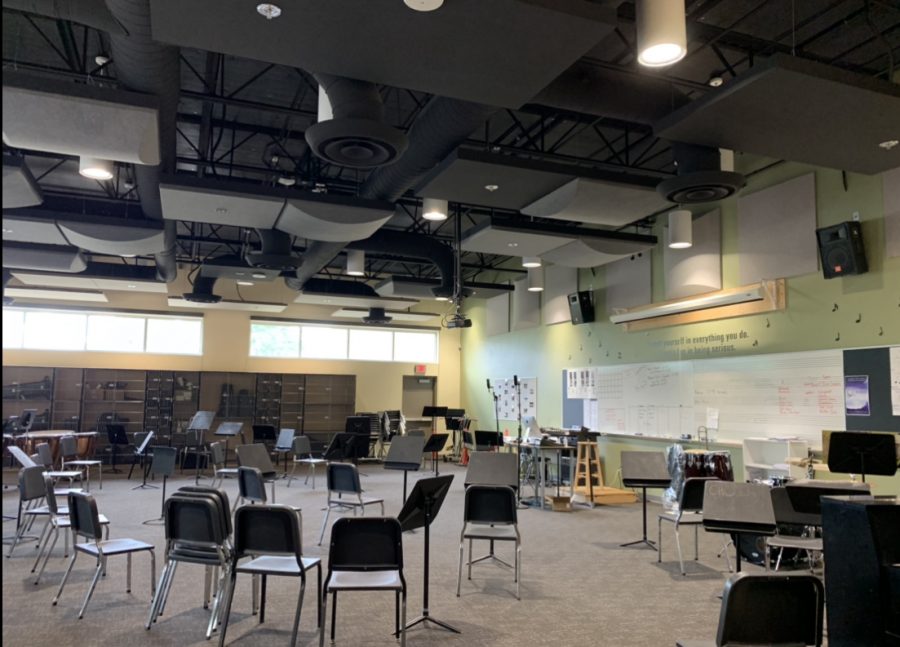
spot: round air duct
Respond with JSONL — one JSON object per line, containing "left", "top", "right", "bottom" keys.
{"left": 362, "top": 307, "right": 393, "bottom": 324}
{"left": 245, "top": 229, "right": 298, "bottom": 270}
{"left": 657, "top": 143, "right": 745, "bottom": 204}
{"left": 183, "top": 275, "right": 221, "bottom": 303}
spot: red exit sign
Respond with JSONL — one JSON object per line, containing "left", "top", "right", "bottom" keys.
{"left": 414, "top": 364, "right": 427, "bottom": 375}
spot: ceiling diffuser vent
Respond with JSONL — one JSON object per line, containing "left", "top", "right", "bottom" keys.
{"left": 657, "top": 143, "right": 745, "bottom": 204}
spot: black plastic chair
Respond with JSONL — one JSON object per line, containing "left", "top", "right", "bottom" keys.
{"left": 53, "top": 491, "right": 155, "bottom": 619}
{"left": 236, "top": 443, "right": 279, "bottom": 502}
{"left": 456, "top": 485, "right": 521, "bottom": 599}
{"left": 675, "top": 572, "right": 825, "bottom": 646}
{"left": 658, "top": 477, "right": 733, "bottom": 575}
{"left": 321, "top": 517, "right": 406, "bottom": 647}
{"left": 237, "top": 466, "right": 269, "bottom": 506}
{"left": 217, "top": 505, "right": 322, "bottom": 647}
{"left": 60, "top": 435, "right": 102, "bottom": 491}
{"left": 317, "top": 463, "right": 384, "bottom": 545}
{"left": 288, "top": 435, "right": 326, "bottom": 489}
{"left": 7, "top": 465, "right": 56, "bottom": 558}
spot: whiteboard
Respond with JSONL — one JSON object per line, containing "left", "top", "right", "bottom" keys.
{"left": 570, "top": 349, "right": 846, "bottom": 448}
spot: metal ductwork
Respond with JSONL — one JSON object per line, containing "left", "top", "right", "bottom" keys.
{"left": 183, "top": 274, "right": 221, "bottom": 303}
{"left": 305, "top": 73, "right": 409, "bottom": 169}
{"left": 2, "top": 0, "right": 127, "bottom": 35}
{"left": 362, "top": 307, "right": 392, "bottom": 325}
{"left": 245, "top": 229, "right": 298, "bottom": 271}
{"left": 656, "top": 143, "right": 746, "bottom": 204}
{"left": 292, "top": 97, "right": 497, "bottom": 291}
{"left": 105, "top": 0, "right": 180, "bottom": 282}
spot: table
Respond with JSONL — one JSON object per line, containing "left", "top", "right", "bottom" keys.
{"left": 522, "top": 442, "right": 576, "bottom": 510}
{"left": 14, "top": 431, "right": 98, "bottom": 463}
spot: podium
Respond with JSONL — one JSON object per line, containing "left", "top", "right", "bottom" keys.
{"left": 620, "top": 451, "right": 672, "bottom": 550}
{"left": 384, "top": 435, "right": 425, "bottom": 502}
{"left": 398, "top": 475, "right": 459, "bottom": 635}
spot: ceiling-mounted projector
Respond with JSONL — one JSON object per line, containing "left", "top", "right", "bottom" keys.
{"left": 362, "top": 307, "right": 393, "bottom": 324}
{"left": 446, "top": 313, "right": 472, "bottom": 329}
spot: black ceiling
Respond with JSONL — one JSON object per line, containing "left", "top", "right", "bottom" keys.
{"left": 2, "top": 0, "right": 898, "bottom": 290}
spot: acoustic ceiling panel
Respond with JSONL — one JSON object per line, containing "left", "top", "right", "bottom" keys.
{"left": 168, "top": 298, "right": 287, "bottom": 313}
{"left": 57, "top": 220, "right": 166, "bottom": 256}
{"left": 276, "top": 195, "right": 395, "bottom": 242}
{"left": 655, "top": 55, "right": 900, "bottom": 175}
{"left": 331, "top": 308, "right": 439, "bottom": 322}
{"left": 884, "top": 166, "right": 900, "bottom": 258}
{"left": 1, "top": 214, "right": 69, "bottom": 246}
{"left": 375, "top": 276, "right": 515, "bottom": 300}
{"left": 605, "top": 253, "right": 651, "bottom": 315}
{"left": 149, "top": 0, "right": 614, "bottom": 108}
{"left": 462, "top": 219, "right": 573, "bottom": 257}
{"left": 521, "top": 177, "right": 669, "bottom": 226}
{"left": 160, "top": 178, "right": 285, "bottom": 228}
{"left": 2, "top": 157, "right": 42, "bottom": 208}
{"left": 12, "top": 272, "right": 168, "bottom": 293}
{"left": 293, "top": 292, "right": 418, "bottom": 310}
{"left": 540, "top": 236, "right": 656, "bottom": 268}
{"left": 2, "top": 244, "right": 86, "bottom": 273}
{"left": 2, "top": 71, "right": 160, "bottom": 165}
{"left": 5, "top": 287, "right": 107, "bottom": 302}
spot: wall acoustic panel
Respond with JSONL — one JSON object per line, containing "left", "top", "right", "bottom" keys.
{"left": 664, "top": 208, "right": 722, "bottom": 299}
{"left": 511, "top": 277, "right": 540, "bottom": 331}
{"left": 737, "top": 173, "right": 818, "bottom": 284}
{"left": 543, "top": 265, "right": 576, "bottom": 325}
{"left": 884, "top": 166, "right": 900, "bottom": 259}
{"left": 605, "top": 252, "right": 651, "bottom": 315}
{"left": 486, "top": 292, "right": 510, "bottom": 337}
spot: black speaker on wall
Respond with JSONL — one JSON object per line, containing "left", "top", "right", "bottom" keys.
{"left": 817, "top": 221, "right": 868, "bottom": 279}
{"left": 568, "top": 291, "right": 594, "bottom": 325}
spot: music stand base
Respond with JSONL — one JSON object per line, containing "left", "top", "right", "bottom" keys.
{"left": 132, "top": 483, "right": 159, "bottom": 490}
{"left": 619, "top": 538, "right": 657, "bottom": 551}
{"left": 404, "top": 611, "right": 460, "bottom": 634}
{"left": 142, "top": 517, "right": 165, "bottom": 526}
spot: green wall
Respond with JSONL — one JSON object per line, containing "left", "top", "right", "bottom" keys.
{"left": 460, "top": 160, "right": 900, "bottom": 495}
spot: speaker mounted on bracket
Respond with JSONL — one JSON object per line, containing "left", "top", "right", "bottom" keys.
{"left": 816, "top": 221, "right": 868, "bottom": 279}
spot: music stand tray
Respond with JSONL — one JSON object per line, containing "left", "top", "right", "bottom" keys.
{"left": 702, "top": 481, "right": 776, "bottom": 572}
{"left": 827, "top": 431, "right": 898, "bottom": 482}
{"left": 620, "top": 451, "right": 672, "bottom": 551}
{"left": 384, "top": 436, "right": 425, "bottom": 502}
{"left": 323, "top": 433, "right": 363, "bottom": 462}
{"left": 105, "top": 424, "right": 129, "bottom": 474}
{"left": 397, "top": 475, "right": 459, "bottom": 635}
{"left": 422, "top": 433, "right": 448, "bottom": 476}
{"left": 187, "top": 411, "right": 214, "bottom": 432}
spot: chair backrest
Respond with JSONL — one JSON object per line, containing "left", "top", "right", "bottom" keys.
{"left": 464, "top": 485, "right": 517, "bottom": 525}
{"left": 177, "top": 485, "right": 233, "bottom": 535}
{"left": 274, "top": 428, "right": 295, "bottom": 451}
{"left": 680, "top": 477, "right": 716, "bottom": 514}
{"left": 209, "top": 441, "right": 226, "bottom": 467}
{"left": 716, "top": 573, "right": 825, "bottom": 646}
{"left": 238, "top": 466, "right": 268, "bottom": 504}
{"left": 149, "top": 446, "right": 178, "bottom": 477}
{"left": 236, "top": 443, "right": 277, "bottom": 475}
{"left": 185, "top": 429, "right": 204, "bottom": 446}
{"left": 234, "top": 504, "right": 303, "bottom": 562}
{"left": 67, "top": 491, "right": 104, "bottom": 541}
{"left": 18, "top": 465, "right": 47, "bottom": 502}
{"left": 328, "top": 517, "right": 403, "bottom": 572}
{"left": 465, "top": 452, "right": 518, "bottom": 489}
{"left": 326, "top": 462, "right": 362, "bottom": 495}
{"left": 165, "top": 494, "right": 228, "bottom": 546}
{"left": 43, "top": 474, "right": 61, "bottom": 516}
{"left": 292, "top": 434, "right": 312, "bottom": 457}
{"left": 60, "top": 435, "right": 79, "bottom": 460}
{"left": 35, "top": 442, "right": 54, "bottom": 468}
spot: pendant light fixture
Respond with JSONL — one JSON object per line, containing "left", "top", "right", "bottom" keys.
{"left": 667, "top": 209, "right": 693, "bottom": 249}
{"left": 636, "top": 0, "right": 687, "bottom": 68}
{"left": 346, "top": 249, "right": 365, "bottom": 276}
{"left": 422, "top": 197, "right": 448, "bottom": 222}
{"left": 78, "top": 156, "right": 114, "bottom": 181}
{"left": 522, "top": 256, "right": 542, "bottom": 268}
{"left": 527, "top": 267, "right": 544, "bottom": 292}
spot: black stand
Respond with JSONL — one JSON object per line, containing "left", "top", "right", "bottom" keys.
{"left": 619, "top": 451, "right": 672, "bottom": 551}
{"left": 384, "top": 436, "right": 425, "bottom": 502}
{"left": 398, "top": 475, "right": 459, "bottom": 635}
{"left": 826, "top": 431, "right": 898, "bottom": 483}
{"left": 422, "top": 434, "right": 448, "bottom": 477}
{"left": 104, "top": 424, "right": 129, "bottom": 474}
{"left": 620, "top": 486, "right": 657, "bottom": 550}
{"left": 131, "top": 431, "right": 157, "bottom": 490}
{"left": 702, "top": 481, "right": 776, "bottom": 574}
{"left": 185, "top": 411, "right": 215, "bottom": 485}
{"left": 512, "top": 377, "right": 529, "bottom": 507}
{"left": 142, "top": 446, "right": 178, "bottom": 526}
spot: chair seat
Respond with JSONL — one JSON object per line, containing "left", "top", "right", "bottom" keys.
{"left": 26, "top": 504, "right": 69, "bottom": 516}
{"left": 65, "top": 459, "right": 102, "bottom": 466}
{"left": 216, "top": 467, "right": 239, "bottom": 476}
{"left": 237, "top": 554, "right": 321, "bottom": 576}
{"left": 463, "top": 522, "right": 518, "bottom": 541}
{"left": 45, "top": 470, "right": 84, "bottom": 479}
{"left": 294, "top": 457, "right": 326, "bottom": 465}
{"left": 659, "top": 510, "right": 704, "bottom": 525}
{"left": 327, "top": 569, "right": 403, "bottom": 591}
{"left": 332, "top": 495, "right": 384, "bottom": 508}
{"left": 76, "top": 537, "right": 154, "bottom": 556}
{"left": 55, "top": 513, "right": 109, "bottom": 528}
{"left": 768, "top": 536, "right": 823, "bottom": 551}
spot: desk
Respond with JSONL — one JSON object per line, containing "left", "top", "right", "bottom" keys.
{"left": 520, "top": 442, "right": 576, "bottom": 510}
{"left": 14, "top": 431, "right": 98, "bottom": 462}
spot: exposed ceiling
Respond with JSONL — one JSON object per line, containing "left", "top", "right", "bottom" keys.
{"left": 2, "top": 0, "right": 898, "bottom": 312}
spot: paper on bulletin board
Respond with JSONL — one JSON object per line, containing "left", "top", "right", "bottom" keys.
{"left": 844, "top": 375, "right": 871, "bottom": 416}
{"left": 890, "top": 347, "right": 900, "bottom": 416}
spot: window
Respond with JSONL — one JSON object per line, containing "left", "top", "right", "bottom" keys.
{"left": 1, "top": 307, "right": 202, "bottom": 355}
{"left": 301, "top": 326, "right": 348, "bottom": 360}
{"left": 393, "top": 331, "right": 438, "bottom": 363}
{"left": 349, "top": 328, "right": 393, "bottom": 361}
{"left": 86, "top": 315, "right": 145, "bottom": 352}
{"left": 250, "top": 323, "right": 299, "bottom": 357}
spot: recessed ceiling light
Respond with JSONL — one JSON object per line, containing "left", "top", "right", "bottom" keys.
{"left": 435, "top": 296, "right": 449, "bottom": 302}
{"left": 2, "top": 228, "right": 12, "bottom": 234}
{"left": 708, "top": 75, "right": 724, "bottom": 88}
{"left": 277, "top": 175, "right": 296, "bottom": 186}
{"left": 484, "top": 184, "right": 499, "bottom": 192}
{"left": 127, "top": 284, "right": 137, "bottom": 289}
{"left": 216, "top": 207, "right": 228, "bottom": 214}
{"left": 251, "top": 272, "right": 267, "bottom": 279}
{"left": 522, "top": 256, "right": 542, "bottom": 268}
{"left": 403, "top": 0, "right": 443, "bottom": 11}
{"left": 256, "top": 3, "right": 282, "bottom": 19}
{"left": 237, "top": 280, "right": 255, "bottom": 286}
{"left": 78, "top": 156, "right": 114, "bottom": 181}
{"left": 422, "top": 197, "right": 448, "bottom": 222}
{"left": 94, "top": 54, "right": 110, "bottom": 66}
{"left": 878, "top": 139, "right": 899, "bottom": 151}
{"left": 507, "top": 242, "right": 518, "bottom": 248}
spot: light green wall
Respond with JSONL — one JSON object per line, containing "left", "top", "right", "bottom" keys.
{"left": 460, "top": 161, "right": 900, "bottom": 495}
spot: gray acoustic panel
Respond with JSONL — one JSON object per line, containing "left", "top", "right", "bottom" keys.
{"left": 12, "top": 271, "right": 167, "bottom": 293}
{"left": 5, "top": 287, "right": 107, "bottom": 302}
{"left": 543, "top": 264, "right": 576, "bottom": 325}
{"left": 331, "top": 308, "right": 439, "bottom": 322}
{"left": 57, "top": 220, "right": 166, "bottom": 256}
{"left": 168, "top": 297, "right": 287, "bottom": 313}
{"left": 160, "top": 178, "right": 285, "bottom": 228}
{"left": 276, "top": 196, "right": 395, "bottom": 242}
{"left": 1, "top": 214, "right": 69, "bottom": 246}
{"left": 541, "top": 236, "right": 655, "bottom": 268}
{"left": 375, "top": 276, "right": 513, "bottom": 300}
{"left": 884, "top": 166, "right": 900, "bottom": 259}
{"left": 149, "top": 0, "right": 614, "bottom": 109}
{"left": 293, "top": 292, "right": 417, "bottom": 310}
{"left": 521, "top": 177, "right": 669, "bottom": 226}
{"left": 664, "top": 208, "right": 722, "bottom": 299}
{"left": 462, "top": 219, "right": 573, "bottom": 257}
{"left": 738, "top": 173, "right": 818, "bottom": 284}
{"left": 2, "top": 156, "right": 42, "bottom": 208}
{"left": 486, "top": 292, "right": 510, "bottom": 337}
{"left": 2, "top": 70, "right": 160, "bottom": 165}
{"left": 200, "top": 260, "right": 281, "bottom": 282}
{"left": 511, "top": 276, "right": 540, "bottom": 331}
{"left": 655, "top": 55, "right": 900, "bottom": 175}
{"left": 605, "top": 253, "right": 651, "bottom": 315}
{"left": 2, "top": 244, "right": 87, "bottom": 273}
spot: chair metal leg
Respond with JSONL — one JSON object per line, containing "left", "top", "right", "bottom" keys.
{"left": 216, "top": 567, "right": 238, "bottom": 647}
{"left": 516, "top": 543, "right": 521, "bottom": 600}
{"left": 290, "top": 573, "right": 305, "bottom": 647}
{"left": 468, "top": 538, "right": 472, "bottom": 580}
{"left": 127, "top": 553, "right": 133, "bottom": 593}
{"left": 147, "top": 561, "right": 170, "bottom": 628}
{"left": 399, "top": 590, "right": 407, "bottom": 647}
{"left": 319, "top": 588, "right": 327, "bottom": 647}
{"left": 34, "top": 527, "right": 60, "bottom": 584}
{"left": 694, "top": 525, "right": 699, "bottom": 561}
{"left": 260, "top": 574, "right": 267, "bottom": 623}
{"left": 78, "top": 557, "right": 104, "bottom": 618}
{"left": 674, "top": 524, "right": 686, "bottom": 575}
{"left": 30, "top": 519, "right": 52, "bottom": 573}
{"left": 456, "top": 539, "right": 464, "bottom": 596}
{"left": 318, "top": 506, "right": 331, "bottom": 546}
{"left": 657, "top": 518, "right": 663, "bottom": 563}
{"left": 330, "top": 591, "right": 337, "bottom": 643}
{"left": 52, "top": 549, "right": 78, "bottom": 605}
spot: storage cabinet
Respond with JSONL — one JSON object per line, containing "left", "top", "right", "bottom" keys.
{"left": 303, "top": 375, "right": 355, "bottom": 450}
{"left": 2, "top": 366, "right": 53, "bottom": 431}
{"left": 280, "top": 374, "right": 306, "bottom": 432}
{"left": 742, "top": 437, "right": 809, "bottom": 481}
{"left": 145, "top": 371, "right": 200, "bottom": 439}
{"left": 51, "top": 368, "right": 83, "bottom": 431}
{"left": 254, "top": 373, "right": 282, "bottom": 428}
{"left": 81, "top": 369, "right": 146, "bottom": 456}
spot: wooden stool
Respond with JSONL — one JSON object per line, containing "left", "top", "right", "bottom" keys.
{"left": 572, "top": 442, "right": 636, "bottom": 507}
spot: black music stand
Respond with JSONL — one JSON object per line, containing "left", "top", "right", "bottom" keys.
{"left": 104, "top": 424, "right": 129, "bottom": 474}
{"left": 384, "top": 435, "right": 425, "bottom": 502}
{"left": 620, "top": 451, "right": 672, "bottom": 551}
{"left": 323, "top": 433, "right": 365, "bottom": 463}
{"left": 444, "top": 409, "right": 465, "bottom": 460}
{"left": 702, "top": 481, "right": 776, "bottom": 572}
{"left": 423, "top": 433, "right": 449, "bottom": 476}
{"left": 827, "top": 431, "right": 898, "bottom": 483}
{"left": 214, "top": 421, "right": 245, "bottom": 466}
{"left": 142, "top": 446, "right": 178, "bottom": 526}
{"left": 422, "top": 406, "right": 448, "bottom": 435}
{"left": 398, "top": 475, "right": 459, "bottom": 635}
{"left": 186, "top": 411, "right": 214, "bottom": 484}
{"left": 131, "top": 431, "right": 157, "bottom": 490}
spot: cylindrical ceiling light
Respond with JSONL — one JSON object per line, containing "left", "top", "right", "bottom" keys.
{"left": 422, "top": 197, "right": 448, "bottom": 222}
{"left": 667, "top": 209, "right": 693, "bottom": 249}
{"left": 346, "top": 249, "right": 365, "bottom": 276}
{"left": 79, "top": 156, "right": 114, "bottom": 181}
{"left": 522, "top": 256, "right": 542, "bottom": 268}
{"left": 636, "top": 0, "right": 687, "bottom": 68}
{"left": 527, "top": 267, "right": 544, "bottom": 292}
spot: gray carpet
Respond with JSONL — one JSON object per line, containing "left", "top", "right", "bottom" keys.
{"left": 2, "top": 462, "right": 761, "bottom": 647}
